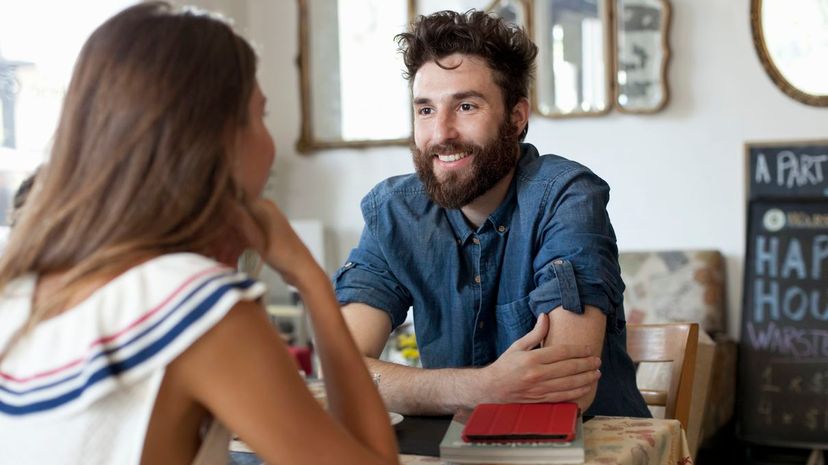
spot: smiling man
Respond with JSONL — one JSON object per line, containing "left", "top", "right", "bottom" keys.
{"left": 334, "top": 10, "right": 649, "bottom": 418}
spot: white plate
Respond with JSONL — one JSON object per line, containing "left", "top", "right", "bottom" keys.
{"left": 389, "top": 412, "right": 404, "bottom": 426}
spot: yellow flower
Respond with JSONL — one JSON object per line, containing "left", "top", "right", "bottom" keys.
{"left": 396, "top": 334, "right": 417, "bottom": 349}
{"left": 401, "top": 347, "right": 420, "bottom": 361}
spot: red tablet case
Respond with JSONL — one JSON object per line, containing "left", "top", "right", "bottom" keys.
{"left": 461, "top": 402, "right": 579, "bottom": 443}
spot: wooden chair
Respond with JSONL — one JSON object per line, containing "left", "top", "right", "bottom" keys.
{"left": 626, "top": 323, "right": 699, "bottom": 431}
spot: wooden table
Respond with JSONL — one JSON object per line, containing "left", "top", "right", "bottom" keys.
{"left": 397, "top": 416, "right": 693, "bottom": 465}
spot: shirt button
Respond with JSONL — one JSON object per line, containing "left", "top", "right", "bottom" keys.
{"left": 472, "top": 237, "right": 480, "bottom": 244}
{"left": 497, "top": 225, "right": 506, "bottom": 233}
{"left": 553, "top": 259, "right": 563, "bottom": 265}
{"left": 344, "top": 262, "right": 353, "bottom": 268}
{"left": 478, "top": 321, "right": 485, "bottom": 329}
{"left": 474, "top": 275, "right": 481, "bottom": 284}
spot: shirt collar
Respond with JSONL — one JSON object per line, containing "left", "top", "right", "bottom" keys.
{"left": 485, "top": 177, "right": 517, "bottom": 236}
{"left": 445, "top": 143, "right": 534, "bottom": 243}
{"left": 446, "top": 208, "right": 475, "bottom": 244}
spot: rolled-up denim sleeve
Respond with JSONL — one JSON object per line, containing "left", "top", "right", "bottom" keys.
{"left": 333, "top": 191, "right": 412, "bottom": 330}
{"left": 527, "top": 169, "right": 625, "bottom": 333}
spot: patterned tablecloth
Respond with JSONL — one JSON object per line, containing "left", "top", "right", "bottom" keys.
{"left": 400, "top": 416, "right": 693, "bottom": 465}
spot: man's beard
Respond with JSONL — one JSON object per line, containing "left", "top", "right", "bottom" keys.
{"left": 412, "top": 118, "right": 520, "bottom": 209}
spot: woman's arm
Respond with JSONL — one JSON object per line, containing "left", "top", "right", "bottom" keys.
{"left": 240, "top": 198, "right": 398, "bottom": 453}
{"left": 168, "top": 299, "right": 398, "bottom": 465}
{"left": 171, "top": 198, "right": 398, "bottom": 465}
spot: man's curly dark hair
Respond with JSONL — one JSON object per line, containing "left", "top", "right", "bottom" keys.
{"left": 396, "top": 10, "right": 537, "bottom": 138}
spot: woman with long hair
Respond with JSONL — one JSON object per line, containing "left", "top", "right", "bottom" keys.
{"left": 0, "top": 3, "right": 399, "bottom": 465}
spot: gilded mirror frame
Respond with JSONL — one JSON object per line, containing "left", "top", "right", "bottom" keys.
{"left": 485, "top": 0, "right": 533, "bottom": 29}
{"left": 531, "top": 0, "right": 614, "bottom": 119}
{"left": 297, "top": 0, "right": 675, "bottom": 154}
{"left": 613, "top": 0, "right": 671, "bottom": 114}
{"left": 750, "top": 0, "right": 828, "bottom": 107}
{"left": 296, "top": 0, "right": 416, "bottom": 154}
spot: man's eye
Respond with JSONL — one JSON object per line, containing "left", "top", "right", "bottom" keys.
{"left": 460, "top": 103, "right": 474, "bottom": 111}
{"left": 418, "top": 107, "right": 433, "bottom": 116}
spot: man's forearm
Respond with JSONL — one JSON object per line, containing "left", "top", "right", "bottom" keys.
{"left": 543, "top": 305, "right": 606, "bottom": 412}
{"left": 340, "top": 302, "right": 480, "bottom": 414}
{"left": 364, "top": 357, "right": 483, "bottom": 415}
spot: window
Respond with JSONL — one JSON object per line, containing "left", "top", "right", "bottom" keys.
{"left": 0, "top": 0, "right": 135, "bottom": 229}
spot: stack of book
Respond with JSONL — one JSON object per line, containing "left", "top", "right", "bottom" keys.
{"left": 439, "top": 403, "right": 585, "bottom": 464}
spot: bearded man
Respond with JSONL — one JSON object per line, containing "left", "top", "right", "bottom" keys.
{"left": 334, "top": 10, "right": 650, "bottom": 418}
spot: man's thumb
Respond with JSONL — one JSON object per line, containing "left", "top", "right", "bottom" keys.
{"left": 508, "top": 313, "right": 549, "bottom": 352}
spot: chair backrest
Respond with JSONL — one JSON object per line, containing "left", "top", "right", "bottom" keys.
{"left": 626, "top": 323, "right": 699, "bottom": 430}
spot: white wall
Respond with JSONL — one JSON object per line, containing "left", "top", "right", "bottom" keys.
{"left": 217, "top": 0, "right": 828, "bottom": 340}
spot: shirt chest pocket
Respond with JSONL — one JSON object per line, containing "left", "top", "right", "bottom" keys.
{"left": 494, "top": 295, "right": 536, "bottom": 355}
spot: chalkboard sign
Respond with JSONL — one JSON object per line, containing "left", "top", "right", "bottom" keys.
{"left": 746, "top": 141, "right": 828, "bottom": 201}
{"left": 739, "top": 141, "right": 828, "bottom": 448}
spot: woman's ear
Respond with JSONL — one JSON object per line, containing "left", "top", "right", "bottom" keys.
{"left": 511, "top": 97, "right": 530, "bottom": 138}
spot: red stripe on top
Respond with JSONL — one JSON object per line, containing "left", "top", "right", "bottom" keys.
{"left": 0, "top": 265, "right": 228, "bottom": 383}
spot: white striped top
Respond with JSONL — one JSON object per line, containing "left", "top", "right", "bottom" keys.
{"left": 0, "top": 253, "right": 266, "bottom": 465}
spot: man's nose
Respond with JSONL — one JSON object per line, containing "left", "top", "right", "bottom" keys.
{"left": 433, "top": 111, "right": 458, "bottom": 144}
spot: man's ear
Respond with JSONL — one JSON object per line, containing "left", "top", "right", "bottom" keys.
{"left": 510, "top": 97, "right": 530, "bottom": 138}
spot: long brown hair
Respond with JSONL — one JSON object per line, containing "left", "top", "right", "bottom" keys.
{"left": 0, "top": 2, "right": 257, "bottom": 334}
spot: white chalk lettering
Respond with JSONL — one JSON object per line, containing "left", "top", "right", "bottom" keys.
{"left": 761, "top": 366, "right": 780, "bottom": 392}
{"left": 756, "top": 235, "right": 828, "bottom": 280}
{"left": 746, "top": 321, "right": 828, "bottom": 358}
{"left": 754, "top": 279, "right": 828, "bottom": 322}
{"left": 756, "top": 153, "right": 772, "bottom": 183}
{"left": 778, "top": 151, "right": 797, "bottom": 186}
{"left": 783, "top": 286, "right": 807, "bottom": 321}
{"left": 776, "top": 150, "right": 828, "bottom": 188}
{"left": 756, "top": 236, "right": 778, "bottom": 278}
{"left": 814, "top": 236, "right": 828, "bottom": 280}
{"left": 812, "top": 291, "right": 828, "bottom": 321}
{"left": 789, "top": 377, "right": 803, "bottom": 393}
{"left": 754, "top": 279, "right": 779, "bottom": 323}
{"left": 806, "top": 409, "right": 819, "bottom": 431}
{"left": 781, "top": 238, "right": 806, "bottom": 279}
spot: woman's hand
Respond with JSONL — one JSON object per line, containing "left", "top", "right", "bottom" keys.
{"left": 229, "top": 197, "right": 322, "bottom": 286}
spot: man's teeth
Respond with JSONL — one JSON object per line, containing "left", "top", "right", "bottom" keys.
{"left": 437, "top": 152, "right": 469, "bottom": 162}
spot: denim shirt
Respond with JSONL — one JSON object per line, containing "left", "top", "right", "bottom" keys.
{"left": 334, "top": 143, "right": 649, "bottom": 417}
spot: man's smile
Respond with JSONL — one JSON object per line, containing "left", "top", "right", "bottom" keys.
{"left": 435, "top": 152, "right": 471, "bottom": 163}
